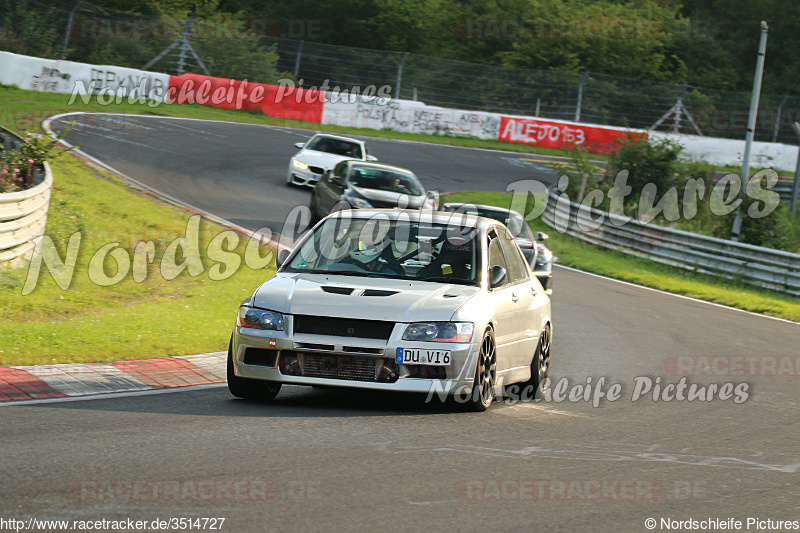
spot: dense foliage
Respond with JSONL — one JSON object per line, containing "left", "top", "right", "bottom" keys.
{"left": 209, "top": 0, "right": 797, "bottom": 96}
{"left": 554, "top": 137, "right": 799, "bottom": 253}
{"left": 3, "top": 0, "right": 795, "bottom": 95}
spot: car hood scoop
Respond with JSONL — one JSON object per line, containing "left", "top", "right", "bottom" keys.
{"left": 320, "top": 286, "right": 398, "bottom": 297}
{"left": 253, "top": 274, "right": 479, "bottom": 322}
{"left": 321, "top": 286, "right": 355, "bottom": 295}
{"left": 361, "top": 289, "right": 398, "bottom": 297}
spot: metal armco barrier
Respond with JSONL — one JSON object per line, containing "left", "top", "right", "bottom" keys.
{"left": 541, "top": 189, "right": 800, "bottom": 297}
{"left": 0, "top": 127, "right": 53, "bottom": 265}
{"left": 775, "top": 182, "right": 798, "bottom": 207}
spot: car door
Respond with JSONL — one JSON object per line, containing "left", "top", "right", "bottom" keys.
{"left": 318, "top": 161, "right": 348, "bottom": 214}
{"left": 485, "top": 228, "right": 518, "bottom": 374}
{"left": 497, "top": 227, "right": 539, "bottom": 370}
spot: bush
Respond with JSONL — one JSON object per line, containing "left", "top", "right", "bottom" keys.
{"left": 606, "top": 133, "right": 684, "bottom": 205}
{"left": 550, "top": 143, "right": 600, "bottom": 202}
{"left": 740, "top": 202, "right": 800, "bottom": 253}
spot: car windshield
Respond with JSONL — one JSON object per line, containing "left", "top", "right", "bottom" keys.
{"left": 284, "top": 216, "right": 480, "bottom": 285}
{"left": 447, "top": 206, "right": 533, "bottom": 240}
{"left": 349, "top": 168, "right": 422, "bottom": 196}
{"left": 499, "top": 212, "right": 534, "bottom": 240}
{"left": 307, "top": 136, "right": 362, "bottom": 158}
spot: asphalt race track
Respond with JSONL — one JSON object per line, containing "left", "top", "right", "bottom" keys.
{"left": 48, "top": 113, "right": 565, "bottom": 236}
{"left": 2, "top": 113, "right": 799, "bottom": 532}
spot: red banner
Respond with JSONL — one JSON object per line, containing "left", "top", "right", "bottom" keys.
{"left": 498, "top": 116, "right": 646, "bottom": 154}
{"left": 167, "top": 74, "right": 324, "bottom": 123}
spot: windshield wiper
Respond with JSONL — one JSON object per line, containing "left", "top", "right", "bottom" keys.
{"left": 417, "top": 276, "right": 474, "bottom": 285}
{"left": 323, "top": 271, "right": 396, "bottom": 278}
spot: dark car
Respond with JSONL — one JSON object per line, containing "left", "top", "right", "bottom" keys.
{"left": 309, "top": 161, "right": 437, "bottom": 222}
{"left": 441, "top": 203, "right": 553, "bottom": 293}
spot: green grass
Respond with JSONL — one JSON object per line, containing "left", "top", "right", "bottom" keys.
{"left": 442, "top": 191, "right": 800, "bottom": 322}
{"left": 0, "top": 155, "right": 276, "bottom": 366}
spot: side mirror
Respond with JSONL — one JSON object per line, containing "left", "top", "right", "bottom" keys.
{"left": 366, "top": 154, "right": 378, "bottom": 161}
{"left": 331, "top": 175, "right": 346, "bottom": 187}
{"left": 424, "top": 190, "right": 440, "bottom": 211}
{"left": 276, "top": 248, "right": 291, "bottom": 269}
{"left": 536, "top": 232, "right": 549, "bottom": 243}
{"left": 294, "top": 142, "right": 305, "bottom": 149}
{"left": 489, "top": 265, "right": 507, "bottom": 288}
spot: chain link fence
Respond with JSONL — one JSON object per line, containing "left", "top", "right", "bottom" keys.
{"left": 2, "top": 0, "right": 799, "bottom": 143}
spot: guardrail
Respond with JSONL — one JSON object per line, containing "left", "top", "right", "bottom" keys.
{"left": 776, "top": 182, "right": 798, "bottom": 207}
{"left": 541, "top": 189, "right": 800, "bottom": 297}
{"left": 0, "top": 127, "right": 53, "bottom": 266}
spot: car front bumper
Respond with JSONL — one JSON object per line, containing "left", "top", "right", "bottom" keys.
{"left": 232, "top": 323, "right": 479, "bottom": 395}
{"left": 287, "top": 163, "right": 327, "bottom": 187}
{"left": 533, "top": 267, "right": 553, "bottom": 293}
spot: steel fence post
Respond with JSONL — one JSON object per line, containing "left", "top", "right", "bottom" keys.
{"left": 731, "top": 21, "right": 769, "bottom": 241}
{"left": 293, "top": 40, "right": 304, "bottom": 84}
{"left": 60, "top": 0, "right": 82, "bottom": 60}
{"left": 395, "top": 52, "right": 410, "bottom": 100}
{"left": 773, "top": 95, "right": 789, "bottom": 143}
{"left": 792, "top": 122, "right": 800, "bottom": 217}
{"left": 574, "top": 71, "right": 589, "bottom": 122}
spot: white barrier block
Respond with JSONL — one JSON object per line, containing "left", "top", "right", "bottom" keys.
{"left": 0, "top": 51, "right": 170, "bottom": 102}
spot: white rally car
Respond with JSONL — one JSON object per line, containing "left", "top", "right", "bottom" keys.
{"left": 287, "top": 133, "right": 377, "bottom": 187}
{"left": 227, "top": 209, "right": 553, "bottom": 411}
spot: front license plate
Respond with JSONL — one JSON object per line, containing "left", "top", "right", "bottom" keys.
{"left": 396, "top": 348, "right": 451, "bottom": 366}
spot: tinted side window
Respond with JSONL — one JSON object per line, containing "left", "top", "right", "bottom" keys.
{"left": 500, "top": 228, "right": 529, "bottom": 284}
{"left": 334, "top": 162, "right": 348, "bottom": 181}
{"left": 487, "top": 232, "right": 508, "bottom": 288}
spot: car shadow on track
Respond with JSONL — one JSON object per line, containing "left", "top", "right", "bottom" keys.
{"left": 18, "top": 385, "right": 473, "bottom": 418}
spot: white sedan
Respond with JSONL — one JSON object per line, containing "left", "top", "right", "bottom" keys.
{"left": 287, "top": 133, "right": 377, "bottom": 187}
{"left": 227, "top": 209, "right": 553, "bottom": 411}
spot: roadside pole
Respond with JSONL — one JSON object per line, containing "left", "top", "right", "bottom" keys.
{"left": 792, "top": 122, "right": 800, "bottom": 217}
{"left": 730, "top": 21, "right": 769, "bottom": 241}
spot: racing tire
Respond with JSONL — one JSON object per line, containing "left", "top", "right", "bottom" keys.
{"left": 522, "top": 323, "right": 551, "bottom": 400}
{"left": 464, "top": 328, "right": 497, "bottom": 412}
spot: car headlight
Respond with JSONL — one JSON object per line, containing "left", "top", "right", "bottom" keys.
{"left": 238, "top": 306, "right": 285, "bottom": 331}
{"left": 291, "top": 158, "right": 309, "bottom": 170}
{"left": 402, "top": 322, "right": 474, "bottom": 343}
{"left": 344, "top": 194, "right": 372, "bottom": 209}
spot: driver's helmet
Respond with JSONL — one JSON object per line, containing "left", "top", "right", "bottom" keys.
{"left": 349, "top": 239, "right": 382, "bottom": 265}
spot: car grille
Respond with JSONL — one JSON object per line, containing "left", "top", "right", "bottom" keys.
{"left": 293, "top": 315, "right": 395, "bottom": 340}
{"left": 366, "top": 198, "right": 405, "bottom": 209}
{"left": 309, "top": 166, "right": 325, "bottom": 175}
{"left": 407, "top": 365, "right": 447, "bottom": 379}
{"left": 279, "top": 352, "right": 398, "bottom": 382}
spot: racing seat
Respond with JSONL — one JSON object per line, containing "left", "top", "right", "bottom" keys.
{"left": 417, "top": 244, "right": 474, "bottom": 281}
